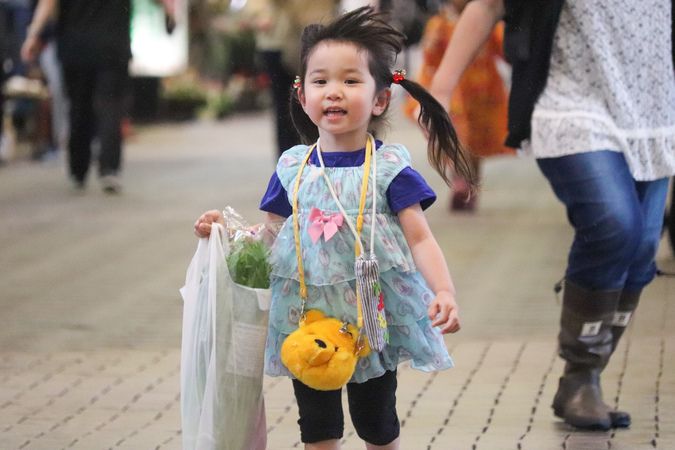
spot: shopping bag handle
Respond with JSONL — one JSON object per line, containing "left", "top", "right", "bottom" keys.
{"left": 180, "top": 222, "right": 229, "bottom": 303}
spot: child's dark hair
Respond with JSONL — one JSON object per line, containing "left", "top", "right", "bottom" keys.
{"left": 289, "top": 6, "right": 475, "bottom": 188}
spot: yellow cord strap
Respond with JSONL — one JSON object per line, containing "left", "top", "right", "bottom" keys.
{"left": 354, "top": 137, "right": 372, "bottom": 257}
{"left": 291, "top": 145, "right": 314, "bottom": 301}
{"left": 292, "top": 139, "right": 373, "bottom": 324}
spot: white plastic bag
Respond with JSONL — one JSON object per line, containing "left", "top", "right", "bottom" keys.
{"left": 180, "top": 223, "right": 270, "bottom": 450}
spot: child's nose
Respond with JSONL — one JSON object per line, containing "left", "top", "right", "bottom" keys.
{"left": 326, "top": 83, "right": 343, "bottom": 100}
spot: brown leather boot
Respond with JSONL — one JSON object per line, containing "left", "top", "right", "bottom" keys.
{"left": 551, "top": 281, "right": 619, "bottom": 430}
{"left": 553, "top": 369, "right": 611, "bottom": 429}
{"left": 600, "top": 289, "right": 641, "bottom": 428}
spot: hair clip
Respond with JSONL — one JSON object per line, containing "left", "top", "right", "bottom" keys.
{"left": 392, "top": 69, "right": 406, "bottom": 84}
{"left": 293, "top": 75, "right": 302, "bottom": 89}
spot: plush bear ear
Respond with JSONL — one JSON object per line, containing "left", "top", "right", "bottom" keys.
{"left": 302, "top": 309, "right": 326, "bottom": 325}
{"left": 346, "top": 323, "right": 359, "bottom": 337}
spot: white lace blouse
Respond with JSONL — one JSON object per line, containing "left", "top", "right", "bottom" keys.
{"left": 524, "top": 0, "right": 675, "bottom": 181}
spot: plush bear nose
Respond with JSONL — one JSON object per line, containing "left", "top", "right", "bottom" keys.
{"left": 307, "top": 338, "right": 333, "bottom": 366}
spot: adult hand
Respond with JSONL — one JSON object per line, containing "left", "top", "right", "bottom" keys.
{"left": 20, "top": 35, "right": 43, "bottom": 63}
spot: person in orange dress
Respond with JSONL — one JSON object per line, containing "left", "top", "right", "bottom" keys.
{"left": 404, "top": 0, "right": 513, "bottom": 211}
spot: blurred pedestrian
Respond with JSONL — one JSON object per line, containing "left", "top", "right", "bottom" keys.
{"left": 244, "top": 0, "right": 339, "bottom": 156}
{"left": 404, "top": 0, "right": 513, "bottom": 211}
{"left": 428, "top": 0, "right": 675, "bottom": 431}
{"left": 21, "top": 0, "right": 172, "bottom": 193}
{"left": 33, "top": 12, "right": 68, "bottom": 159}
{"left": 21, "top": 0, "right": 130, "bottom": 192}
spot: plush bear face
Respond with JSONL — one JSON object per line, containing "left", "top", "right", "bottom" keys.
{"left": 281, "top": 310, "right": 369, "bottom": 391}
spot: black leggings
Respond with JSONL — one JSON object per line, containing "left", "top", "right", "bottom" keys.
{"left": 292, "top": 370, "right": 400, "bottom": 445}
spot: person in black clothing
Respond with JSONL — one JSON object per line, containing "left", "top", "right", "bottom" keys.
{"left": 22, "top": 0, "right": 132, "bottom": 193}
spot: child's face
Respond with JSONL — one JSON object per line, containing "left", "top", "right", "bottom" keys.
{"left": 299, "top": 41, "right": 389, "bottom": 150}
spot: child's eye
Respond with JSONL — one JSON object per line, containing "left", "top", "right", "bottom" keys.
{"left": 312, "top": 79, "right": 326, "bottom": 85}
{"left": 345, "top": 79, "right": 359, "bottom": 85}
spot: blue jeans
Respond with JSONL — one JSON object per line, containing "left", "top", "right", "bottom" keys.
{"left": 537, "top": 151, "right": 669, "bottom": 292}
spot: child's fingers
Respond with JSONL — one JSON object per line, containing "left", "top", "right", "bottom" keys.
{"left": 430, "top": 302, "right": 450, "bottom": 327}
{"left": 439, "top": 311, "right": 461, "bottom": 334}
{"left": 427, "top": 302, "right": 441, "bottom": 322}
{"left": 193, "top": 221, "right": 212, "bottom": 238}
{"left": 440, "top": 321, "right": 460, "bottom": 334}
{"left": 193, "top": 210, "right": 223, "bottom": 237}
{"left": 429, "top": 299, "right": 461, "bottom": 334}
{"left": 205, "top": 209, "right": 224, "bottom": 223}
{"left": 200, "top": 211, "right": 218, "bottom": 224}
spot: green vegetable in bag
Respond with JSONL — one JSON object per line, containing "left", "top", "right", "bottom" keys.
{"left": 226, "top": 240, "right": 272, "bottom": 289}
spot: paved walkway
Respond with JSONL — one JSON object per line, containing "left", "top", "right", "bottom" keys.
{"left": 1, "top": 108, "right": 674, "bottom": 450}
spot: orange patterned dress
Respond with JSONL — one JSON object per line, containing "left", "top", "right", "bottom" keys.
{"left": 404, "top": 15, "right": 514, "bottom": 158}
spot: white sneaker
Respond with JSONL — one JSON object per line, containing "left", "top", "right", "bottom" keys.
{"left": 100, "top": 174, "right": 122, "bottom": 194}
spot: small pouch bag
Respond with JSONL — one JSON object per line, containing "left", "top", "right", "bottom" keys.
{"left": 355, "top": 254, "right": 388, "bottom": 351}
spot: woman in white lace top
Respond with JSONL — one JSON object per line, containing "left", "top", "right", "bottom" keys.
{"left": 428, "top": 0, "right": 674, "bottom": 431}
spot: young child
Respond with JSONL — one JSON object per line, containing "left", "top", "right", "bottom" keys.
{"left": 194, "top": 6, "right": 474, "bottom": 449}
{"left": 404, "top": 0, "right": 513, "bottom": 211}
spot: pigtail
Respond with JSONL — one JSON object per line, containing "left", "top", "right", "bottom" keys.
{"left": 400, "top": 78, "right": 477, "bottom": 189}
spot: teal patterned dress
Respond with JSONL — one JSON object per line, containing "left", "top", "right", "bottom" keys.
{"left": 262, "top": 143, "right": 453, "bottom": 383}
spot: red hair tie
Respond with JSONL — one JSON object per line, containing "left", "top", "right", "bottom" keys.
{"left": 293, "top": 75, "right": 302, "bottom": 89}
{"left": 392, "top": 69, "right": 406, "bottom": 84}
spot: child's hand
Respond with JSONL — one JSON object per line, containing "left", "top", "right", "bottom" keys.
{"left": 193, "top": 209, "right": 224, "bottom": 238}
{"left": 428, "top": 290, "right": 461, "bottom": 334}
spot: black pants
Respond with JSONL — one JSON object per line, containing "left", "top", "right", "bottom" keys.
{"left": 292, "top": 370, "right": 400, "bottom": 445}
{"left": 63, "top": 63, "right": 128, "bottom": 181}
{"left": 259, "top": 50, "right": 300, "bottom": 156}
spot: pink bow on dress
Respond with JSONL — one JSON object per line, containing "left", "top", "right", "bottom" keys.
{"left": 308, "top": 207, "right": 344, "bottom": 243}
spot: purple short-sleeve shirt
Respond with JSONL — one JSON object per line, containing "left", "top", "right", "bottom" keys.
{"left": 260, "top": 141, "right": 436, "bottom": 217}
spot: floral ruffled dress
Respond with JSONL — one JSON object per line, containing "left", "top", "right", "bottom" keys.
{"left": 263, "top": 143, "right": 453, "bottom": 383}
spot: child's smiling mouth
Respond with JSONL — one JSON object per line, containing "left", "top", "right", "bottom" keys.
{"left": 324, "top": 107, "right": 347, "bottom": 117}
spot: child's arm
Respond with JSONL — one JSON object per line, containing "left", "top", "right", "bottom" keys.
{"left": 195, "top": 209, "right": 286, "bottom": 240}
{"left": 262, "top": 212, "right": 286, "bottom": 245}
{"left": 266, "top": 212, "right": 286, "bottom": 223}
{"left": 428, "top": 0, "right": 505, "bottom": 110}
{"left": 398, "top": 204, "right": 460, "bottom": 334}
